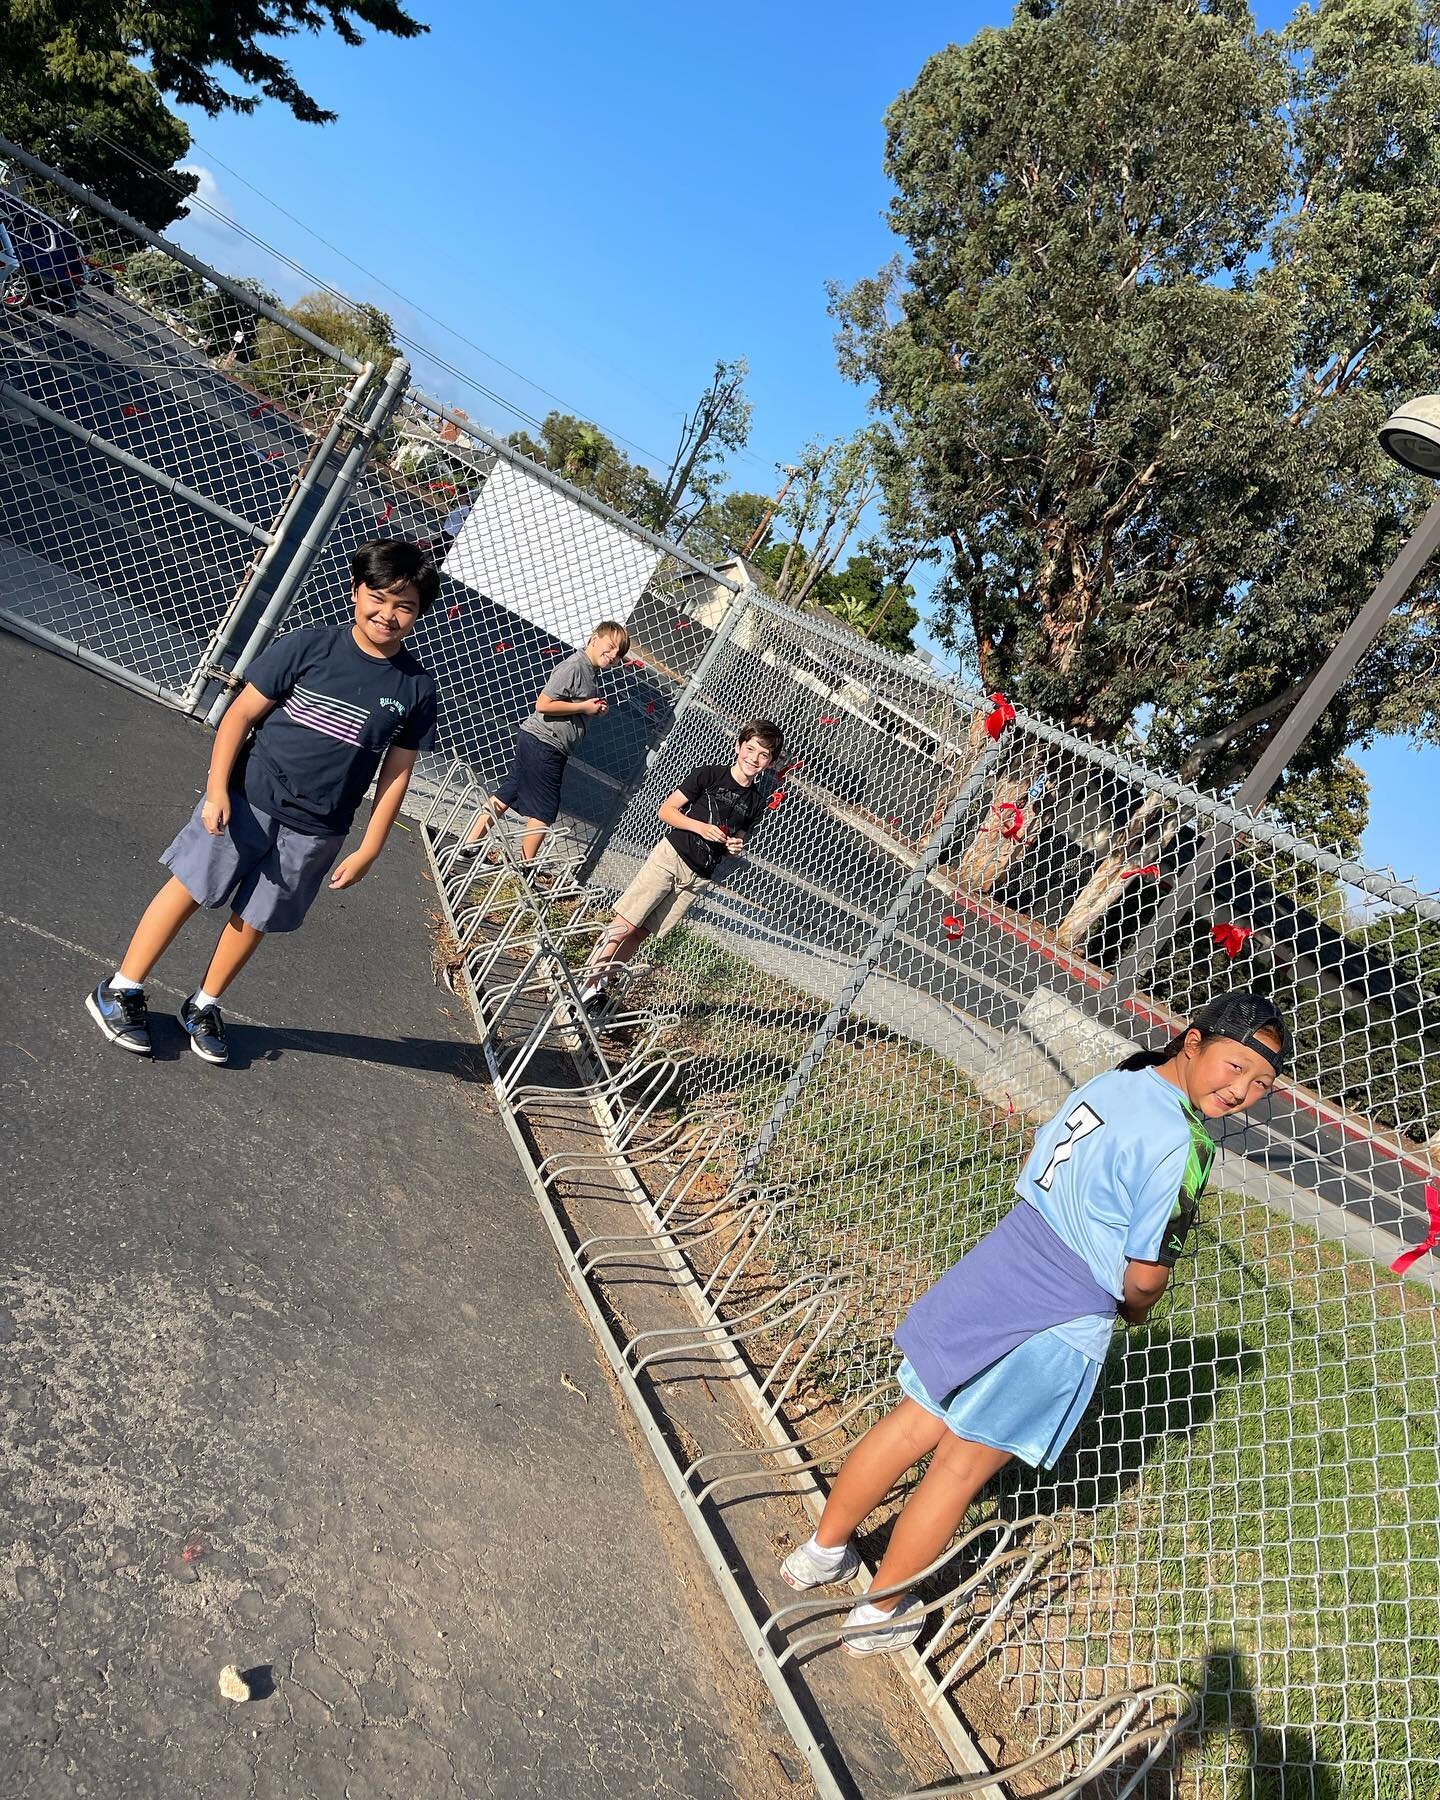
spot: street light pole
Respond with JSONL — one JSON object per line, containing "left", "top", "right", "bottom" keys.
{"left": 1097, "top": 393, "right": 1440, "bottom": 1029}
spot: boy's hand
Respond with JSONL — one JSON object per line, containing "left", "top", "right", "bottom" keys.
{"left": 329, "top": 851, "right": 376, "bottom": 891}
{"left": 725, "top": 834, "right": 744, "bottom": 853}
{"left": 202, "top": 794, "right": 230, "bottom": 836}
{"left": 584, "top": 697, "right": 607, "bottom": 715}
{"left": 696, "top": 821, "right": 729, "bottom": 844}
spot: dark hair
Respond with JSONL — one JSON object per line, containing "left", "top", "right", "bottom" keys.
{"left": 1120, "top": 991, "right": 1289, "bottom": 1073}
{"left": 738, "top": 719, "right": 784, "bottom": 755}
{"left": 350, "top": 539, "right": 441, "bottom": 614}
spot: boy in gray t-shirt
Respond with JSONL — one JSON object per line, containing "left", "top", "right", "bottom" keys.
{"left": 460, "top": 620, "right": 628, "bottom": 864}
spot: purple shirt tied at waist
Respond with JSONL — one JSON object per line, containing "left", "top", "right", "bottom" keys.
{"left": 894, "top": 1201, "right": 1117, "bottom": 1401}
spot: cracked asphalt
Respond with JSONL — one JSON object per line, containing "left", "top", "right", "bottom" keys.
{"left": 0, "top": 630, "right": 779, "bottom": 1798}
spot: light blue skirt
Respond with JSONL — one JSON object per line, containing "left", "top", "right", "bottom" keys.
{"left": 897, "top": 1328, "right": 1103, "bottom": 1470}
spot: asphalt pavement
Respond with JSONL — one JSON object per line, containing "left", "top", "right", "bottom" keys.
{"left": 0, "top": 628, "right": 783, "bottom": 1798}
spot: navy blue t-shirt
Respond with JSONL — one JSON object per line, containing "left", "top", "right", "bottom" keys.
{"left": 239, "top": 625, "right": 438, "bottom": 836}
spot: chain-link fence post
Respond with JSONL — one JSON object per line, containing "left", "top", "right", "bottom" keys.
{"left": 575, "top": 579, "right": 756, "bottom": 885}
{"left": 736, "top": 739, "right": 1001, "bottom": 1182}
{"left": 178, "top": 360, "right": 378, "bottom": 713}
{"left": 203, "top": 354, "right": 410, "bottom": 724}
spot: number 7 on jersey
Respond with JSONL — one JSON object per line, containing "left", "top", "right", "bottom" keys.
{"left": 1035, "top": 1101, "right": 1105, "bottom": 1191}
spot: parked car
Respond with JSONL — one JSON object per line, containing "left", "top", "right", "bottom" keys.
{"left": 0, "top": 189, "right": 87, "bottom": 314}
{"left": 0, "top": 220, "right": 25, "bottom": 310}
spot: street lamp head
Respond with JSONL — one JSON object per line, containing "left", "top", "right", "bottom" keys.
{"left": 1378, "top": 394, "right": 1440, "bottom": 478}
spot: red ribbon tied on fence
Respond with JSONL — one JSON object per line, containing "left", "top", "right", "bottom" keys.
{"left": 1390, "top": 1185, "right": 1440, "bottom": 1275}
{"left": 1121, "top": 864, "right": 1161, "bottom": 880}
{"left": 493, "top": 642, "right": 510, "bottom": 653}
{"left": 377, "top": 501, "right": 394, "bottom": 524}
{"left": 121, "top": 403, "right": 146, "bottom": 418}
{"left": 625, "top": 658, "right": 645, "bottom": 670}
{"left": 983, "top": 693, "right": 1016, "bottom": 740}
{"left": 818, "top": 715, "right": 839, "bottom": 726}
{"left": 1211, "top": 922, "right": 1253, "bottom": 960}
{"left": 766, "top": 789, "right": 786, "bottom": 812}
{"left": 646, "top": 700, "right": 656, "bottom": 715}
{"left": 677, "top": 620, "right": 692, "bottom": 630}
{"left": 428, "top": 480, "right": 458, "bottom": 495}
{"left": 249, "top": 400, "right": 273, "bottom": 418}
{"left": 446, "top": 603, "right": 462, "bottom": 620}
{"left": 542, "top": 645, "right": 562, "bottom": 655}
{"left": 775, "top": 760, "right": 803, "bottom": 777}
{"left": 986, "top": 801, "right": 1026, "bottom": 842}
{"left": 942, "top": 914, "right": 966, "bottom": 940}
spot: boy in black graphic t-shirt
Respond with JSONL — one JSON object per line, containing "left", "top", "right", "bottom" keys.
{"left": 579, "top": 720, "right": 783, "bottom": 1005}
{"left": 85, "top": 541, "right": 440, "bottom": 1067}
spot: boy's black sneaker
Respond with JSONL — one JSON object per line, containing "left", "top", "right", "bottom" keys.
{"left": 179, "top": 995, "right": 228, "bottom": 1065}
{"left": 85, "top": 980, "right": 153, "bottom": 1055}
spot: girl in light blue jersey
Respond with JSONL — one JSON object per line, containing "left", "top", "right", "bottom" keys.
{"left": 779, "top": 989, "right": 1288, "bottom": 1657}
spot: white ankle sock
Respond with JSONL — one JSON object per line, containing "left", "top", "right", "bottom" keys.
{"left": 191, "top": 987, "right": 221, "bottom": 1012}
{"left": 847, "top": 1600, "right": 899, "bottom": 1624}
{"left": 110, "top": 970, "right": 142, "bottom": 992}
{"left": 806, "top": 1535, "right": 848, "bottom": 1564}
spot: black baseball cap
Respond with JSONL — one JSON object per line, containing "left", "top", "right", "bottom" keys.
{"left": 1191, "top": 989, "right": 1289, "bottom": 1070}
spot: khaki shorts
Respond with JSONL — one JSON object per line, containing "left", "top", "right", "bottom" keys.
{"left": 614, "top": 838, "right": 708, "bottom": 938}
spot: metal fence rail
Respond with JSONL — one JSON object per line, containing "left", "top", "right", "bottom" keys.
{"left": 0, "top": 132, "right": 392, "bottom": 708}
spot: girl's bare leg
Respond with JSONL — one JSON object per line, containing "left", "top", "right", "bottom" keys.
{"left": 866, "top": 1433, "right": 1012, "bottom": 1612}
{"left": 119, "top": 877, "right": 199, "bottom": 983}
{"left": 814, "top": 1399, "right": 948, "bottom": 1548}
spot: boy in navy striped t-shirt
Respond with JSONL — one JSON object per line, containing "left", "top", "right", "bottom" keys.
{"left": 85, "top": 541, "right": 440, "bottom": 1067}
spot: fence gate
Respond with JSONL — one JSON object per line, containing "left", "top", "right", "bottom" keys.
{"left": 0, "top": 134, "right": 393, "bottom": 713}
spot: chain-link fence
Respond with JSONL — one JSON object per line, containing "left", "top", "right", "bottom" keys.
{"left": 6, "top": 132, "right": 1438, "bottom": 1796}
{"left": 0, "top": 132, "right": 399, "bottom": 709}
{"left": 590, "top": 586, "right": 1440, "bottom": 1796}
{"left": 272, "top": 386, "right": 746, "bottom": 831}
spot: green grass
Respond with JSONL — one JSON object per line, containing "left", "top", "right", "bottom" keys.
{"left": 628, "top": 931, "right": 1440, "bottom": 1797}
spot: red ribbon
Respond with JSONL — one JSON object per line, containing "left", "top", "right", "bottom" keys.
{"left": 818, "top": 715, "right": 839, "bottom": 726}
{"left": 1211, "top": 922, "right": 1253, "bottom": 960}
{"left": 646, "top": 700, "right": 656, "bottom": 715}
{"left": 249, "top": 401, "right": 273, "bottom": 418}
{"left": 942, "top": 915, "right": 966, "bottom": 940}
{"left": 985, "top": 801, "right": 1025, "bottom": 842}
{"left": 776, "top": 760, "right": 804, "bottom": 777}
{"left": 983, "top": 693, "right": 1016, "bottom": 740}
{"left": 121, "top": 403, "right": 145, "bottom": 418}
{"left": 677, "top": 620, "right": 691, "bottom": 630}
{"left": 542, "top": 646, "right": 563, "bottom": 656}
{"left": 1391, "top": 1185, "right": 1440, "bottom": 1275}
{"left": 377, "top": 501, "right": 394, "bottom": 524}
{"left": 625, "top": 658, "right": 645, "bottom": 670}
{"left": 766, "top": 789, "right": 786, "bottom": 812}
{"left": 494, "top": 641, "right": 510, "bottom": 653}
{"left": 447, "top": 603, "right": 461, "bottom": 620}
{"left": 428, "top": 480, "right": 458, "bottom": 494}
{"left": 1121, "top": 864, "right": 1160, "bottom": 880}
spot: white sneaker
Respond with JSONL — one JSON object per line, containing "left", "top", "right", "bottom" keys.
{"left": 780, "top": 1536, "right": 860, "bottom": 1590}
{"left": 839, "top": 1595, "right": 924, "bottom": 1657}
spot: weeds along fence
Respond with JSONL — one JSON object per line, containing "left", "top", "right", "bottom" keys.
{"left": 589, "top": 586, "right": 1440, "bottom": 1797}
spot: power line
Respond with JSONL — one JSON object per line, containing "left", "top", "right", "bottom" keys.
{"left": 98, "top": 130, "right": 777, "bottom": 482}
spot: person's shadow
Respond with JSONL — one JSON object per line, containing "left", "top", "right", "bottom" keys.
{"left": 1101, "top": 1646, "right": 1341, "bottom": 1797}
{"left": 217, "top": 1022, "right": 487, "bottom": 1080}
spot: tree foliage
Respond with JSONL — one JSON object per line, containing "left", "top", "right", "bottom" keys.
{"left": 832, "top": 0, "right": 1440, "bottom": 796}
{"left": 751, "top": 545, "right": 921, "bottom": 655}
{"left": 121, "top": 246, "right": 198, "bottom": 314}
{"left": 506, "top": 412, "right": 666, "bottom": 525}
{"left": 653, "top": 358, "right": 751, "bottom": 536}
{"left": 683, "top": 490, "right": 775, "bottom": 564}
{"left": 0, "top": 1, "right": 427, "bottom": 227}
{"left": 765, "top": 429, "right": 884, "bottom": 610}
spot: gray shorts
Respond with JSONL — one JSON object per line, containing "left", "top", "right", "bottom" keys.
{"left": 162, "top": 793, "right": 345, "bottom": 934}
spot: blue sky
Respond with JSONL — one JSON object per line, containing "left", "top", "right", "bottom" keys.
{"left": 164, "top": 0, "right": 1434, "bottom": 894}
